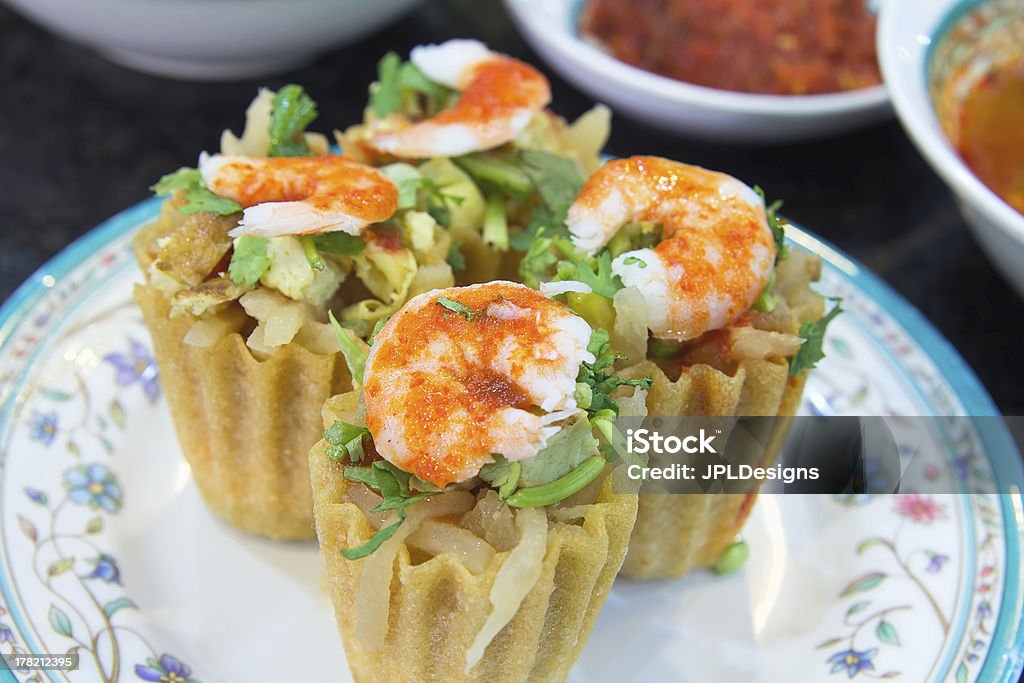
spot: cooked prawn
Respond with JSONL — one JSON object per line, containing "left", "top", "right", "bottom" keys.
{"left": 566, "top": 156, "right": 776, "bottom": 341}
{"left": 361, "top": 281, "right": 594, "bottom": 488}
{"left": 198, "top": 153, "right": 398, "bottom": 238}
{"left": 366, "top": 39, "right": 552, "bottom": 158}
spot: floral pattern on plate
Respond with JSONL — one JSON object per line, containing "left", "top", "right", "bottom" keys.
{"left": 0, "top": 207, "right": 1019, "bottom": 683}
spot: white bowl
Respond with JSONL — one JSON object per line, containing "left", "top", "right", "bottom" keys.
{"left": 3, "top": 0, "right": 422, "bottom": 80}
{"left": 504, "top": 0, "right": 891, "bottom": 143}
{"left": 879, "top": 0, "right": 1024, "bottom": 298}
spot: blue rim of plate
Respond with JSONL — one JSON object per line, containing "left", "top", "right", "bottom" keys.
{"left": 0, "top": 198, "right": 1021, "bottom": 682}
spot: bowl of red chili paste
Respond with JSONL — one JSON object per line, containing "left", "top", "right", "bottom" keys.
{"left": 880, "top": 0, "right": 1024, "bottom": 298}
{"left": 504, "top": 0, "right": 891, "bottom": 142}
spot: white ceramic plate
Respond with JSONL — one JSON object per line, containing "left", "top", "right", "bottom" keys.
{"left": 504, "top": 0, "right": 891, "bottom": 142}
{"left": 0, "top": 200, "right": 1021, "bottom": 682}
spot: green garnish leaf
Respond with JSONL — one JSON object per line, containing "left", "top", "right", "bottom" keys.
{"left": 755, "top": 186, "right": 789, "bottom": 262}
{"left": 447, "top": 240, "right": 466, "bottom": 273}
{"left": 480, "top": 454, "right": 525, "bottom": 499}
{"left": 181, "top": 189, "right": 244, "bottom": 216}
{"left": 343, "top": 462, "right": 403, "bottom": 498}
{"left": 561, "top": 250, "right": 623, "bottom": 299}
{"left": 339, "top": 474, "right": 441, "bottom": 559}
{"left": 268, "top": 84, "right": 318, "bottom": 157}
{"left": 509, "top": 204, "right": 563, "bottom": 251}
{"left": 398, "top": 62, "right": 452, "bottom": 103}
{"left": 329, "top": 310, "right": 369, "bottom": 384}
{"left": 518, "top": 227, "right": 561, "bottom": 288}
{"left": 373, "top": 492, "right": 434, "bottom": 513}
{"left": 151, "top": 167, "right": 243, "bottom": 216}
{"left": 227, "top": 236, "right": 270, "bottom": 288}
{"left": 370, "top": 52, "right": 402, "bottom": 118}
{"left": 324, "top": 420, "right": 370, "bottom": 463}
{"left": 788, "top": 298, "right": 842, "bottom": 377}
{"left": 414, "top": 177, "right": 463, "bottom": 229}
{"left": 468, "top": 149, "right": 581, "bottom": 252}
{"left": 371, "top": 460, "right": 412, "bottom": 497}
{"left": 518, "top": 150, "right": 584, "bottom": 213}
{"left": 313, "top": 231, "right": 366, "bottom": 256}
{"left": 577, "top": 327, "right": 652, "bottom": 416}
{"left": 622, "top": 256, "right": 647, "bottom": 269}
{"left": 151, "top": 168, "right": 201, "bottom": 195}
{"left": 340, "top": 516, "right": 403, "bottom": 560}
{"left": 436, "top": 296, "right": 477, "bottom": 321}
{"left": 520, "top": 228, "right": 622, "bottom": 299}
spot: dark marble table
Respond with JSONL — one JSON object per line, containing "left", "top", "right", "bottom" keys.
{"left": 2, "top": 0, "right": 1022, "bottom": 414}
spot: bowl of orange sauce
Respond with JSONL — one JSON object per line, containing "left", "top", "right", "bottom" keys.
{"left": 880, "top": 0, "right": 1024, "bottom": 297}
{"left": 504, "top": 0, "right": 891, "bottom": 142}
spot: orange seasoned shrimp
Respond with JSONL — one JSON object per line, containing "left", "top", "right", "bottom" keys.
{"left": 367, "top": 39, "right": 552, "bottom": 158}
{"left": 361, "top": 281, "right": 594, "bottom": 488}
{"left": 198, "top": 153, "right": 398, "bottom": 237}
{"left": 567, "top": 156, "right": 776, "bottom": 341}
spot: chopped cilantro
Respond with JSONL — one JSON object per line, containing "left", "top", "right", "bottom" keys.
{"left": 509, "top": 204, "right": 566, "bottom": 251}
{"left": 479, "top": 454, "right": 523, "bottom": 499}
{"left": 424, "top": 178, "right": 464, "bottom": 229}
{"left": 788, "top": 298, "right": 842, "bottom": 377}
{"left": 151, "top": 167, "right": 201, "bottom": 195}
{"left": 324, "top": 421, "right": 370, "bottom": 462}
{"left": 151, "top": 167, "right": 242, "bottom": 216}
{"left": 622, "top": 255, "right": 648, "bottom": 269}
{"left": 519, "top": 227, "right": 561, "bottom": 288}
{"left": 754, "top": 186, "right": 789, "bottom": 262}
{"left": 313, "top": 231, "right": 366, "bottom": 256}
{"left": 577, "top": 328, "right": 652, "bottom": 415}
{"left": 436, "top": 296, "right": 477, "bottom": 321}
{"left": 398, "top": 61, "right": 452, "bottom": 106}
{"left": 369, "top": 52, "right": 402, "bottom": 118}
{"left": 557, "top": 250, "right": 623, "bottom": 299}
{"left": 519, "top": 150, "right": 584, "bottom": 209}
{"left": 227, "top": 236, "right": 270, "bottom": 288}
{"left": 268, "top": 84, "right": 318, "bottom": 157}
{"left": 369, "top": 53, "right": 452, "bottom": 119}
{"left": 340, "top": 516, "right": 403, "bottom": 560}
{"left": 458, "top": 149, "right": 583, "bottom": 252}
{"left": 339, "top": 461, "right": 439, "bottom": 559}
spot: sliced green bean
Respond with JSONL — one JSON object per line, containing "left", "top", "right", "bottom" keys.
{"left": 506, "top": 455, "right": 606, "bottom": 508}
{"left": 453, "top": 154, "right": 533, "bottom": 200}
{"left": 483, "top": 192, "right": 509, "bottom": 251}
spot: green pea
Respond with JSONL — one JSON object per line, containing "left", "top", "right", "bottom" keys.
{"left": 506, "top": 456, "right": 606, "bottom": 508}
{"left": 712, "top": 539, "right": 749, "bottom": 575}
